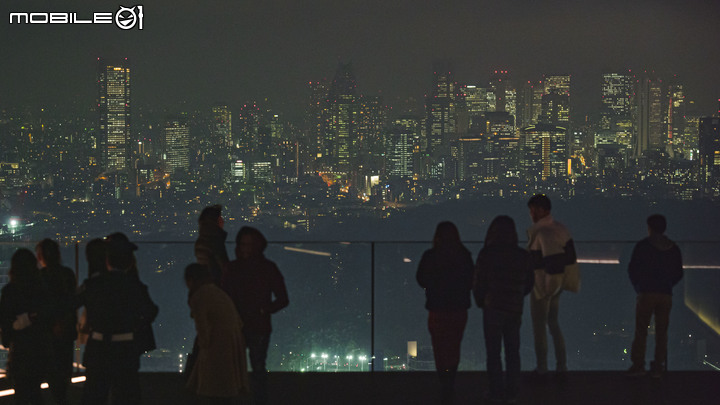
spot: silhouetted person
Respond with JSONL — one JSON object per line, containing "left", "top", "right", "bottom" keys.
{"left": 0, "top": 249, "right": 51, "bottom": 405}
{"left": 474, "top": 216, "right": 534, "bottom": 404}
{"left": 185, "top": 263, "right": 249, "bottom": 404}
{"left": 222, "top": 226, "right": 288, "bottom": 405}
{"left": 627, "top": 214, "right": 683, "bottom": 378}
{"left": 36, "top": 239, "right": 76, "bottom": 405}
{"left": 417, "top": 221, "right": 474, "bottom": 404}
{"left": 77, "top": 238, "right": 158, "bottom": 405}
{"left": 195, "top": 205, "right": 230, "bottom": 284}
{"left": 105, "top": 232, "right": 157, "bottom": 353}
{"left": 77, "top": 238, "right": 107, "bottom": 345}
{"left": 527, "top": 194, "right": 576, "bottom": 377}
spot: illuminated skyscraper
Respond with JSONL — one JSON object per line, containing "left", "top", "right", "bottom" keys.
{"left": 163, "top": 118, "right": 190, "bottom": 174}
{"left": 489, "top": 70, "right": 516, "bottom": 118}
{"left": 97, "top": 58, "right": 131, "bottom": 173}
{"left": 326, "top": 62, "right": 358, "bottom": 173}
{"left": 636, "top": 73, "right": 664, "bottom": 156}
{"left": 699, "top": 117, "right": 720, "bottom": 197}
{"left": 665, "top": 80, "right": 685, "bottom": 157}
{"left": 519, "top": 80, "right": 543, "bottom": 128}
{"left": 521, "top": 124, "right": 568, "bottom": 181}
{"left": 386, "top": 119, "right": 415, "bottom": 178}
{"left": 212, "top": 104, "right": 232, "bottom": 148}
{"left": 426, "top": 63, "right": 457, "bottom": 152}
{"left": 304, "top": 80, "right": 329, "bottom": 170}
{"left": 600, "top": 71, "right": 634, "bottom": 146}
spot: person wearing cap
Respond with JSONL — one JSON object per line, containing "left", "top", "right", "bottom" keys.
{"left": 526, "top": 194, "right": 576, "bottom": 378}
{"left": 195, "top": 205, "right": 230, "bottom": 284}
{"left": 77, "top": 237, "right": 158, "bottom": 405}
{"left": 222, "top": 226, "right": 288, "bottom": 405}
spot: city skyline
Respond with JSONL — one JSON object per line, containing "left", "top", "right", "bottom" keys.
{"left": 1, "top": 0, "right": 720, "bottom": 120}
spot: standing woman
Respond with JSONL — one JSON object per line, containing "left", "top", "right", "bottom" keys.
{"left": 474, "top": 216, "right": 534, "bottom": 404}
{"left": 36, "top": 239, "right": 77, "bottom": 405}
{"left": 416, "top": 221, "right": 474, "bottom": 404}
{"left": 0, "top": 249, "right": 52, "bottom": 405}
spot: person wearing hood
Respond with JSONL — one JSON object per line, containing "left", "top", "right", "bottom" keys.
{"left": 627, "top": 214, "right": 683, "bottom": 378}
{"left": 195, "top": 205, "right": 230, "bottom": 284}
{"left": 417, "top": 221, "right": 474, "bottom": 404}
{"left": 222, "top": 226, "right": 288, "bottom": 405}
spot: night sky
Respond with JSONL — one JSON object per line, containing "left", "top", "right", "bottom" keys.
{"left": 2, "top": 0, "right": 719, "bottom": 121}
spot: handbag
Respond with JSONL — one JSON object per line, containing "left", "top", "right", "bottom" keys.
{"left": 562, "top": 262, "right": 581, "bottom": 293}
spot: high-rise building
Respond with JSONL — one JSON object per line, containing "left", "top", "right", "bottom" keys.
{"left": 699, "top": 117, "right": 720, "bottom": 197}
{"left": 97, "top": 58, "right": 131, "bottom": 173}
{"left": 521, "top": 124, "right": 568, "bottom": 181}
{"left": 600, "top": 72, "right": 634, "bottom": 130}
{"left": 489, "top": 70, "right": 516, "bottom": 118}
{"left": 163, "top": 118, "right": 190, "bottom": 174}
{"left": 212, "top": 104, "right": 232, "bottom": 148}
{"left": 386, "top": 120, "right": 415, "bottom": 178}
{"left": 304, "top": 80, "right": 330, "bottom": 170}
{"left": 426, "top": 63, "right": 457, "bottom": 152}
{"left": 636, "top": 73, "right": 664, "bottom": 156}
{"left": 518, "top": 80, "right": 544, "bottom": 128}
{"left": 543, "top": 74, "right": 571, "bottom": 98}
{"left": 326, "top": 62, "right": 359, "bottom": 174}
{"left": 540, "top": 90, "right": 570, "bottom": 127}
{"left": 666, "top": 80, "right": 685, "bottom": 157}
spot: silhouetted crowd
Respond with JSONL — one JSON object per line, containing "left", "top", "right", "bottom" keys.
{"left": 0, "top": 195, "right": 684, "bottom": 405}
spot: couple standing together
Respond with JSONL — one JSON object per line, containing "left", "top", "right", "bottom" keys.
{"left": 416, "top": 194, "right": 578, "bottom": 404}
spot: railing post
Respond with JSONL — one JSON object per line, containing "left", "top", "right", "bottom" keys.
{"left": 75, "top": 242, "right": 80, "bottom": 375}
{"left": 371, "top": 241, "right": 375, "bottom": 373}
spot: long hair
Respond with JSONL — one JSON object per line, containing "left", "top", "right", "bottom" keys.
{"left": 432, "top": 221, "right": 462, "bottom": 250}
{"left": 85, "top": 238, "right": 107, "bottom": 277}
{"left": 36, "top": 238, "right": 61, "bottom": 268}
{"left": 236, "top": 226, "right": 268, "bottom": 255}
{"left": 484, "top": 215, "right": 519, "bottom": 247}
{"left": 10, "top": 248, "right": 40, "bottom": 286}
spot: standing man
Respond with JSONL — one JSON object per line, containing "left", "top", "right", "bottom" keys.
{"left": 78, "top": 238, "right": 158, "bottom": 405}
{"left": 627, "top": 214, "right": 683, "bottom": 378}
{"left": 222, "top": 227, "right": 289, "bottom": 405}
{"left": 526, "top": 194, "right": 576, "bottom": 378}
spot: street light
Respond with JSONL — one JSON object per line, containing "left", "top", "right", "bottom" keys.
{"left": 321, "top": 353, "right": 328, "bottom": 371}
{"left": 358, "top": 355, "right": 367, "bottom": 372}
{"left": 346, "top": 355, "right": 353, "bottom": 372}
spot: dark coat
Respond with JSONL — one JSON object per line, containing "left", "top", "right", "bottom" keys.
{"left": 0, "top": 281, "right": 52, "bottom": 378}
{"left": 628, "top": 235, "right": 683, "bottom": 295}
{"left": 474, "top": 244, "right": 534, "bottom": 314}
{"left": 39, "top": 265, "right": 77, "bottom": 341}
{"left": 195, "top": 222, "right": 230, "bottom": 284}
{"left": 416, "top": 245, "right": 474, "bottom": 311}
{"left": 76, "top": 270, "right": 158, "bottom": 352}
{"left": 221, "top": 256, "right": 289, "bottom": 335}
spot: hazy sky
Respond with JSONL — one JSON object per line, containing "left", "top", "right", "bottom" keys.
{"left": 1, "top": 0, "right": 719, "bottom": 121}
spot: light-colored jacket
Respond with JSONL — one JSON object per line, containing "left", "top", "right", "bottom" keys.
{"left": 527, "top": 214, "right": 576, "bottom": 299}
{"left": 187, "top": 283, "right": 249, "bottom": 397}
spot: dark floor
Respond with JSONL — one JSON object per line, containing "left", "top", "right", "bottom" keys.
{"left": 0, "top": 371, "right": 718, "bottom": 404}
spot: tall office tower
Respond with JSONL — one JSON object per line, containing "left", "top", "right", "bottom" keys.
{"left": 163, "top": 118, "right": 190, "bottom": 174}
{"left": 426, "top": 63, "right": 457, "bottom": 153}
{"left": 326, "top": 62, "right": 359, "bottom": 173}
{"left": 699, "top": 117, "right": 720, "bottom": 197}
{"left": 521, "top": 124, "right": 568, "bottom": 181}
{"left": 386, "top": 119, "right": 416, "bottom": 178}
{"left": 356, "top": 95, "right": 387, "bottom": 171}
{"left": 543, "top": 74, "right": 571, "bottom": 98}
{"left": 489, "top": 70, "right": 516, "bottom": 118}
{"left": 600, "top": 71, "right": 634, "bottom": 132}
{"left": 636, "top": 73, "right": 664, "bottom": 156}
{"left": 678, "top": 115, "right": 701, "bottom": 160}
{"left": 304, "top": 80, "right": 329, "bottom": 169}
{"left": 484, "top": 112, "right": 519, "bottom": 180}
{"left": 236, "top": 102, "right": 265, "bottom": 157}
{"left": 212, "top": 105, "right": 232, "bottom": 148}
{"left": 665, "top": 80, "right": 685, "bottom": 157}
{"left": 518, "top": 80, "right": 544, "bottom": 128}
{"left": 97, "top": 58, "right": 131, "bottom": 173}
{"left": 540, "top": 90, "right": 570, "bottom": 127}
